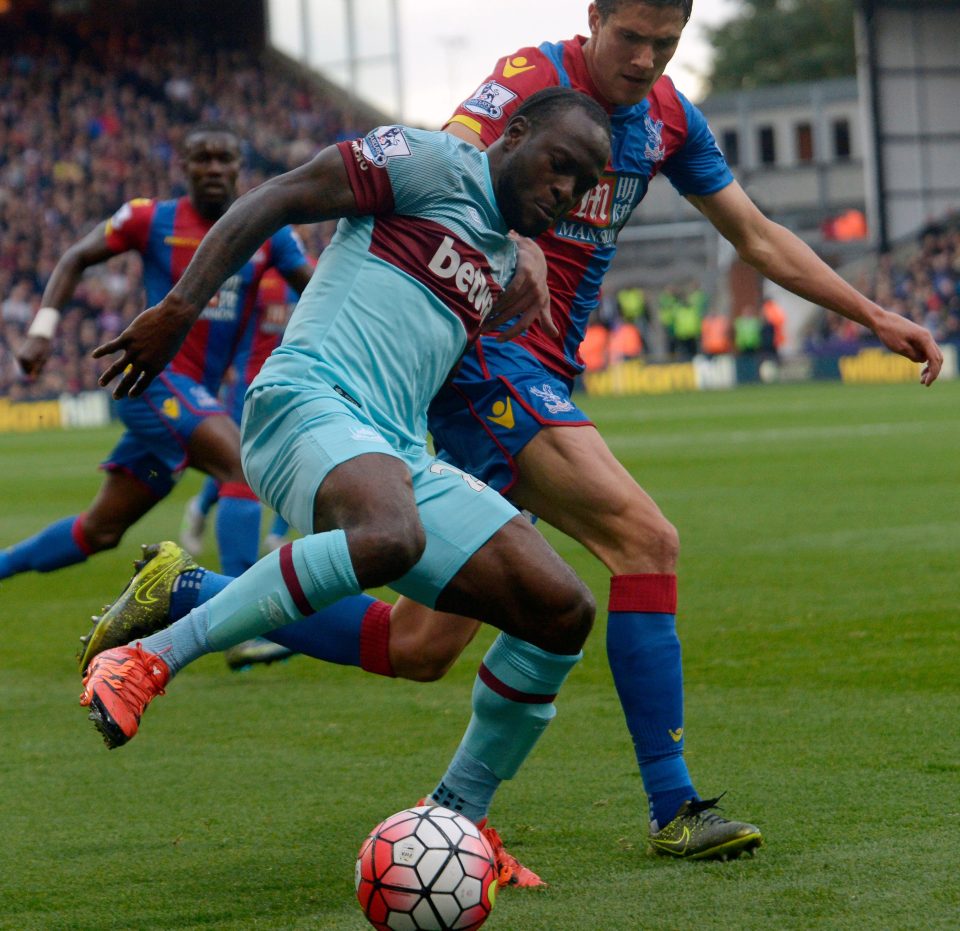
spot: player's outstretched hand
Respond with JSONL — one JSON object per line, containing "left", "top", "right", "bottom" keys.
{"left": 93, "top": 295, "right": 196, "bottom": 398}
{"left": 16, "top": 336, "right": 52, "bottom": 379}
{"left": 873, "top": 309, "right": 944, "bottom": 386}
{"left": 483, "top": 233, "right": 556, "bottom": 342}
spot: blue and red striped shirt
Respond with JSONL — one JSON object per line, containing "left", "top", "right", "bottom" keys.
{"left": 447, "top": 36, "right": 733, "bottom": 377}
{"left": 104, "top": 196, "right": 308, "bottom": 393}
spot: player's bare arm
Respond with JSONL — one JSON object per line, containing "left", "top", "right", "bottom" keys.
{"left": 446, "top": 119, "right": 555, "bottom": 341}
{"left": 95, "top": 147, "right": 358, "bottom": 398}
{"left": 17, "top": 223, "right": 115, "bottom": 378}
{"left": 689, "top": 181, "right": 944, "bottom": 385}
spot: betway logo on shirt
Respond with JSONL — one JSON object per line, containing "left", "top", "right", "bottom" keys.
{"left": 427, "top": 236, "right": 495, "bottom": 324}
{"left": 368, "top": 216, "right": 504, "bottom": 335}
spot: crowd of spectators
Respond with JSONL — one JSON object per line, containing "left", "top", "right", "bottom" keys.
{"left": 586, "top": 217, "right": 960, "bottom": 373}
{"left": 1, "top": 24, "right": 354, "bottom": 400}
{"left": 3, "top": 25, "right": 959, "bottom": 399}
{"left": 806, "top": 217, "right": 960, "bottom": 355}
{"left": 581, "top": 281, "right": 792, "bottom": 372}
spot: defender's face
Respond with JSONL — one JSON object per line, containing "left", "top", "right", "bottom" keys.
{"left": 497, "top": 109, "right": 610, "bottom": 238}
{"left": 584, "top": 1, "right": 686, "bottom": 107}
{"left": 182, "top": 132, "right": 241, "bottom": 216}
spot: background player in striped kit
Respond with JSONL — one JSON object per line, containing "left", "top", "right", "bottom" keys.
{"left": 179, "top": 267, "right": 301, "bottom": 563}
{"left": 2, "top": 124, "right": 313, "bottom": 585}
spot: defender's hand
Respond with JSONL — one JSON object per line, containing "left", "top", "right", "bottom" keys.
{"left": 873, "top": 309, "right": 944, "bottom": 386}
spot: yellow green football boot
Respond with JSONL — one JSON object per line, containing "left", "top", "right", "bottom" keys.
{"left": 77, "top": 541, "right": 197, "bottom": 673}
{"left": 649, "top": 796, "right": 762, "bottom": 860}
{"left": 223, "top": 638, "right": 296, "bottom": 671}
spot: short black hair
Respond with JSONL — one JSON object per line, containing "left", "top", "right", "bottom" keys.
{"left": 595, "top": 0, "right": 693, "bottom": 24}
{"left": 181, "top": 122, "right": 241, "bottom": 153}
{"left": 510, "top": 87, "right": 611, "bottom": 143}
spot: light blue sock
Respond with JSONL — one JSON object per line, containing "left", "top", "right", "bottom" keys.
{"left": 0, "top": 516, "right": 91, "bottom": 579}
{"left": 138, "top": 533, "right": 360, "bottom": 675}
{"left": 168, "top": 568, "right": 376, "bottom": 669}
{"left": 430, "top": 634, "right": 580, "bottom": 823}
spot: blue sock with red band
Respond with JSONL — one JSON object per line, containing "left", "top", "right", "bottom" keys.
{"left": 196, "top": 475, "right": 220, "bottom": 517}
{"left": 215, "top": 481, "right": 261, "bottom": 576}
{"left": 606, "top": 573, "right": 698, "bottom": 828}
{"left": 0, "top": 515, "right": 93, "bottom": 579}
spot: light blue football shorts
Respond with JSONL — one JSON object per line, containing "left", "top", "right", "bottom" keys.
{"left": 240, "top": 381, "right": 519, "bottom": 607}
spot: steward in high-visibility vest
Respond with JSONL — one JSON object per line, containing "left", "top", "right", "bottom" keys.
{"left": 617, "top": 286, "right": 645, "bottom": 323}
{"left": 701, "top": 312, "right": 732, "bottom": 355}
{"left": 609, "top": 321, "right": 642, "bottom": 360}
{"left": 734, "top": 308, "right": 762, "bottom": 353}
{"left": 581, "top": 323, "right": 609, "bottom": 371}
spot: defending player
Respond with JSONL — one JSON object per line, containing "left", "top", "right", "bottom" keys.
{"left": 176, "top": 267, "right": 303, "bottom": 669}
{"left": 194, "top": 0, "right": 943, "bottom": 861}
{"left": 79, "top": 0, "right": 944, "bottom": 869}
{"left": 79, "top": 89, "right": 611, "bottom": 887}
{"left": 2, "top": 125, "right": 313, "bottom": 583}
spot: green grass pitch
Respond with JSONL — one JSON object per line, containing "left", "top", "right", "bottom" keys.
{"left": 1, "top": 380, "right": 958, "bottom": 930}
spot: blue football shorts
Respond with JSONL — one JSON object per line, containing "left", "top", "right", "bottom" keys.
{"left": 428, "top": 338, "right": 593, "bottom": 495}
{"left": 102, "top": 370, "right": 228, "bottom": 498}
{"left": 241, "top": 381, "right": 518, "bottom": 607}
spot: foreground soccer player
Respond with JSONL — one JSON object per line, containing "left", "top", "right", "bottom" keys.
{"left": 3, "top": 125, "right": 312, "bottom": 582}
{"left": 80, "top": 89, "right": 611, "bottom": 883}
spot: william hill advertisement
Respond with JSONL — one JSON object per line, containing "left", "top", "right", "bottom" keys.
{"left": 837, "top": 349, "right": 924, "bottom": 384}
{"left": 0, "top": 392, "right": 111, "bottom": 433}
{"left": 582, "top": 347, "right": 956, "bottom": 396}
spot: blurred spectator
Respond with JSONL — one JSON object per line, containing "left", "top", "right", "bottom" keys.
{"left": 761, "top": 297, "right": 786, "bottom": 361}
{"left": 807, "top": 216, "right": 960, "bottom": 354}
{"left": 608, "top": 320, "right": 642, "bottom": 362}
{"left": 580, "top": 313, "right": 609, "bottom": 373}
{"left": 2, "top": 280, "right": 35, "bottom": 325}
{"left": 734, "top": 305, "right": 762, "bottom": 355}
{"left": 656, "top": 285, "right": 681, "bottom": 357}
{"left": 616, "top": 286, "right": 645, "bottom": 326}
{"left": 700, "top": 310, "right": 733, "bottom": 356}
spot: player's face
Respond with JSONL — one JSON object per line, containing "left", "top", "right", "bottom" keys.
{"left": 182, "top": 132, "right": 241, "bottom": 217}
{"left": 496, "top": 110, "right": 610, "bottom": 238}
{"left": 584, "top": 1, "right": 686, "bottom": 106}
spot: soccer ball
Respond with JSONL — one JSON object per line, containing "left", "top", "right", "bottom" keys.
{"left": 356, "top": 805, "right": 498, "bottom": 930}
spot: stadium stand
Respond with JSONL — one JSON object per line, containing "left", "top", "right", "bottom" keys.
{"left": 1, "top": 15, "right": 955, "bottom": 392}
{"left": 0, "top": 22, "right": 353, "bottom": 400}
{"left": 806, "top": 216, "right": 960, "bottom": 356}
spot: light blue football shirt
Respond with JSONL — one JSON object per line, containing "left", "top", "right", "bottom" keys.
{"left": 253, "top": 126, "right": 518, "bottom": 450}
